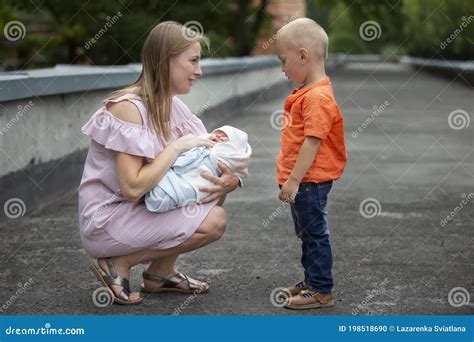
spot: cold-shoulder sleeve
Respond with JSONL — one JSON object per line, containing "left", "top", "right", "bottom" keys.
{"left": 81, "top": 108, "right": 159, "bottom": 159}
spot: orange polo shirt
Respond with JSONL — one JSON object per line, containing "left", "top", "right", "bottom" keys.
{"left": 276, "top": 76, "right": 346, "bottom": 184}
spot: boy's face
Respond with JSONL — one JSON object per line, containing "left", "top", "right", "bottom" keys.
{"left": 275, "top": 39, "right": 308, "bottom": 85}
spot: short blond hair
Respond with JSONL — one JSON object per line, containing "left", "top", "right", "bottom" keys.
{"left": 276, "top": 18, "right": 328, "bottom": 60}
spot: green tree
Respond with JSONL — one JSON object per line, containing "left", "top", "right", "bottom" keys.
{"left": 1, "top": 0, "right": 269, "bottom": 70}
{"left": 403, "top": 0, "right": 473, "bottom": 60}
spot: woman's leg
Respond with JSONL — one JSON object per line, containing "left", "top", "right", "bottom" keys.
{"left": 146, "top": 254, "right": 179, "bottom": 277}
{"left": 143, "top": 203, "right": 227, "bottom": 291}
{"left": 98, "top": 206, "right": 227, "bottom": 299}
{"left": 121, "top": 205, "right": 227, "bottom": 265}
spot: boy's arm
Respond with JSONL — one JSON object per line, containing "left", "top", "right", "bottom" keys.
{"left": 278, "top": 136, "right": 321, "bottom": 203}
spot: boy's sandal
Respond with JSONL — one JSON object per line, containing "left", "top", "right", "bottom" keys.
{"left": 141, "top": 271, "right": 209, "bottom": 294}
{"left": 89, "top": 258, "right": 143, "bottom": 305}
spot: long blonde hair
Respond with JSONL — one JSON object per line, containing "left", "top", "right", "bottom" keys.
{"left": 109, "top": 21, "right": 209, "bottom": 141}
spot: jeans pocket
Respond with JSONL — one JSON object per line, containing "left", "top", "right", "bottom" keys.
{"left": 317, "top": 181, "right": 333, "bottom": 209}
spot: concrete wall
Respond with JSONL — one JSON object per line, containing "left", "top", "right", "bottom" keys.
{"left": 0, "top": 56, "right": 288, "bottom": 215}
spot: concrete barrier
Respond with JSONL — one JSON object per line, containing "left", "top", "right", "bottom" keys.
{"left": 401, "top": 56, "right": 474, "bottom": 87}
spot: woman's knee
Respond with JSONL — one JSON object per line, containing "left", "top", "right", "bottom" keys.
{"left": 205, "top": 206, "right": 227, "bottom": 241}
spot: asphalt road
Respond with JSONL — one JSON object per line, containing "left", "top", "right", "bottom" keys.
{"left": 1, "top": 62, "right": 472, "bottom": 315}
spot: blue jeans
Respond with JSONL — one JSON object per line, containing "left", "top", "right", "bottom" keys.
{"left": 281, "top": 181, "right": 334, "bottom": 293}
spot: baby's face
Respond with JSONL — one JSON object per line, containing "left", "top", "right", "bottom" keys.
{"left": 208, "top": 130, "right": 229, "bottom": 143}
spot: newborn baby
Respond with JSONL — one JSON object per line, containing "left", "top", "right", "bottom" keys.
{"left": 145, "top": 125, "right": 252, "bottom": 213}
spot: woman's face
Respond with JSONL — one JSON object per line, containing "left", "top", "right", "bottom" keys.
{"left": 170, "top": 41, "right": 203, "bottom": 95}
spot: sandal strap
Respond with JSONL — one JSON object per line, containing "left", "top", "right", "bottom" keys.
{"left": 103, "top": 278, "right": 131, "bottom": 302}
{"left": 103, "top": 275, "right": 131, "bottom": 291}
{"left": 142, "top": 271, "right": 202, "bottom": 291}
{"left": 100, "top": 258, "right": 132, "bottom": 301}
{"left": 105, "top": 257, "right": 118, "bottom": 278}
{"left": 142, "top": 271, "right": 166, "bottom": 286}
{"left": 167, "top": 273, "right": 201, "bottom": 291}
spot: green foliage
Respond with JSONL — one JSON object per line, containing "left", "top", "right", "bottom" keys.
{"left": 324, "top": 2, "right": 370, "bottom": 54}
{"left": 1, "top": 0, "right": 471, "bottom": 70}
{"left": 402, "top": 0, "right": 473, "bottom": 60}
{"left": 309, "top": 0, "right": 472, "bottom": 60}
{"left": 1, "top": 0, "right": 268, "bottom": 69}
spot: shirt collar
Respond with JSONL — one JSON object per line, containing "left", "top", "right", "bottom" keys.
{"left": 287, "top": 76, "right": 330, "bottom": 102}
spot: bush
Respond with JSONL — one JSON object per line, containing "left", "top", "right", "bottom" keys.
{"left": 403, "top": 0, "right": 473, "bottom": 60}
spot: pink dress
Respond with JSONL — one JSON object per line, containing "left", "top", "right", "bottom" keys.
{"left": 78, "top": 93, "right": 218, "bottom": 258}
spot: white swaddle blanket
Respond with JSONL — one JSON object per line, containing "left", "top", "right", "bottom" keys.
{"left": 145, "top": 125, "right": 252, "bottom": 213}
{"left": 187, "top": 125, "right": 252, "bottom": 200}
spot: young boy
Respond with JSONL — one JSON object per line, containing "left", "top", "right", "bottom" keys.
{"left": 274, "top": 18, "right": 347, "bottom": 309}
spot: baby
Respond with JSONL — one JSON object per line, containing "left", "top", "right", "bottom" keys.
{"left": 145, "top": 125, "right": 251, "bottom": 213}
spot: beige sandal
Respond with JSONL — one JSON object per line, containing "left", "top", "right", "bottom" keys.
{"left": 141, "top": 271, "right": 209, "bottom": 294}
{"left": 89, "top": 258, "right": 143, "bottom": 305}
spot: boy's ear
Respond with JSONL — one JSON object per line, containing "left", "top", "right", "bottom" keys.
{"left": 299, "top": 48, "right": 309, "bottom": 63}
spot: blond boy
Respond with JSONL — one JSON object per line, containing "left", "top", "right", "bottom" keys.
{"left": 275, "top": 18, "right": 347, "bottom": 310}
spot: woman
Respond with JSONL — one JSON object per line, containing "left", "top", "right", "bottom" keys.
{"left": 78, "top": 21, "right": 239, "bottom": 305}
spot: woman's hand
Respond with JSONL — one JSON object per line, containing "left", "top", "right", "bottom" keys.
{"left": 198, "top": 163, "right": 239, "bottom": 204}
{"left": 170, "top": 134, "right": 215, "bottom": 154}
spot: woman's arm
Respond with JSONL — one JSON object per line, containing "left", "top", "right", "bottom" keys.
{"left": 116, "top": 146, "right": 179, "bottom": 202}
{"left": 110, "top": 101, "right": 214, "bottom": 202}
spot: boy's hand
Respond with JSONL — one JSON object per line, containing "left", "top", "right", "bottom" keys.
{"left": 278, "top": 177, "right": 299, "bottom": 204}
